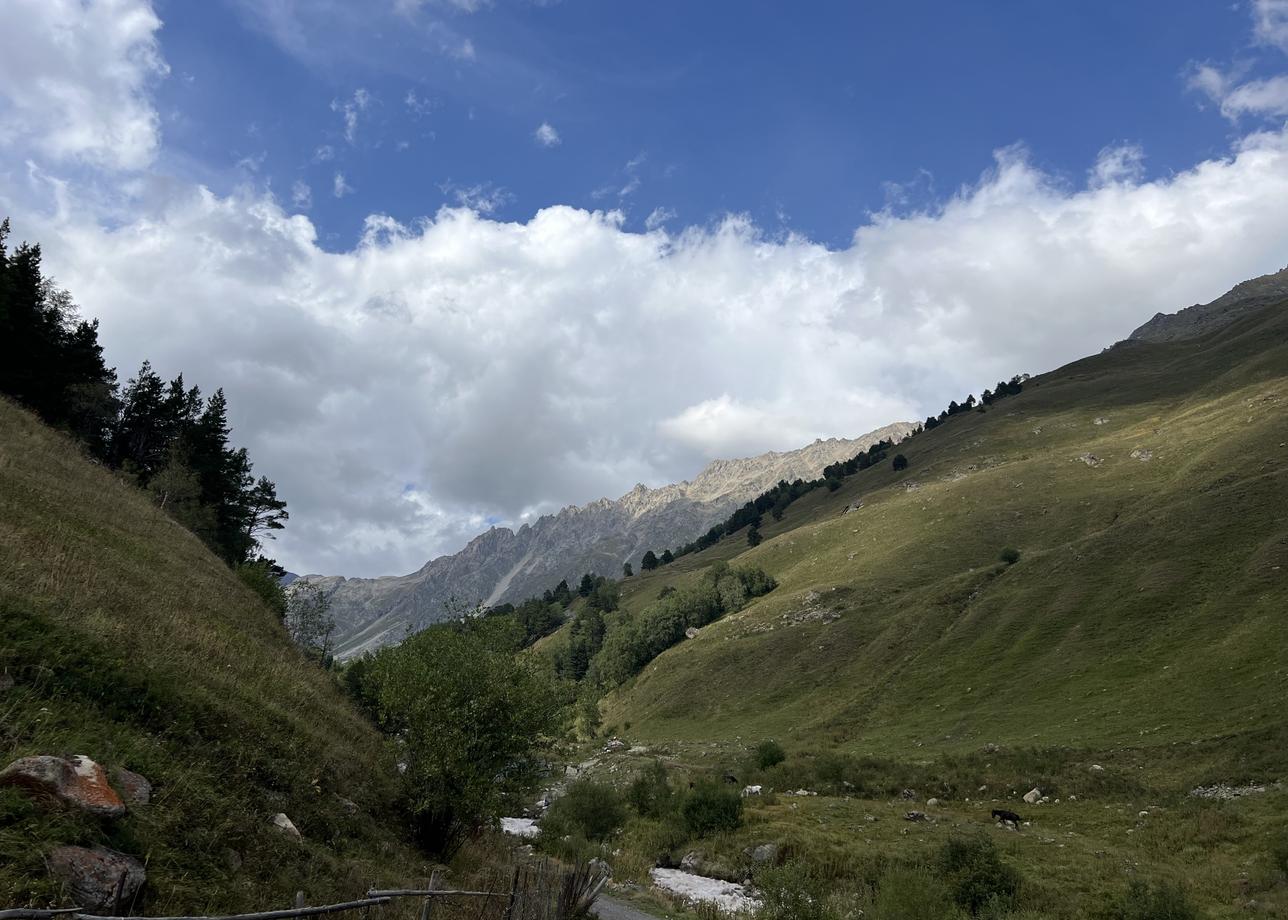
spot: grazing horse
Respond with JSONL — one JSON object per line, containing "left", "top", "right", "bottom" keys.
{"left": 992, "top": 808, "right": 1022, "bottom": 827}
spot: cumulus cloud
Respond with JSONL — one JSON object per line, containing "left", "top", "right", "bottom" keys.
{"left": 13, "top": 129, "right": 1288, "bottom": 577}
{"left": 438, "top": 180, "right": 513, "bottom": 214}
{"left": 0, "top": 0, "right": 168, "bottom": 170}
{"left": 645, "top": 206, "right": 676, "bottom": 230}
{"left": 1189, "top": 63, "right": 1288, "bottom": 119}
{"left": 534, "top": 122, "right": 561, "bottom": 147}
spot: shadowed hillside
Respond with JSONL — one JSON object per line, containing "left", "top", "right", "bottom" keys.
{"left": 0, "top": 398, "right": 432, "bottom": 911}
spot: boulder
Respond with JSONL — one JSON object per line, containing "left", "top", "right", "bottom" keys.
{"left": 742, "top": 785, "right": 762, "bottom": 797}
{"left": 48, "top": 845, "right": 146, "bottom": 911}
{"left": 112, "top": 767, "right": 153, "bottom": 806}
{"left": 680, "top": 851, "right": 705, "bottom": 872}
{"left": 269, "top": 812, "right": 301, "bottom": 839}
{"left": 747, "top": 843, "right": 779, "bottom": 864}
{"left": 926, "top": 797, "right": 940, "bottom": 806}
{"left": 1022, "top": 788, "right": 1042, "bottom": 804}
{"left": 1089, "top": 764, "right": 1105, "bottom": 773}
{"left": 684, "top": 627, "right": 700, "bottom": 639}
{"left": 0, "top": 755, "right": 125, "bottom": 818}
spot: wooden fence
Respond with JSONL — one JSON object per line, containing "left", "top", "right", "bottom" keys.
{"left": 2, "top": 861, "right": 607, "bottom": 920}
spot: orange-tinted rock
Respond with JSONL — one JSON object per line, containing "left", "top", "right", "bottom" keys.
{"left": 49, "top": 845, "right": 146, "bottom": 911}
{"left": 0, "top": 755, "right": 126, "bottom": 818}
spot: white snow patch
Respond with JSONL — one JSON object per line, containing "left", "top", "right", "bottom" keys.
{"left": 501, "top": 817, "right": 540, "bottom": 838}
{"left": 649, "top": 868, "right": 761, "bottom": 913}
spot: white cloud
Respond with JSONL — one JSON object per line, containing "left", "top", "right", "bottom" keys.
{"left": 331, "top": 88, "right": 372, "bottom": 144}
{"left": 438, "top": 180, "right": 513, "bottom": 214}
{"left": 333, "top": 172, "right": 354, "bottom": 197}
{"left": 1089, "top": 143, "right": 1146, "bottom": 187}
{"left": 1189, "top": 63, "right": 1288, "bottom": 119}
{"left": 292, "top": 180, "right": 313, "bottom": 210}
{"left": 645, "top": 207, "right": 676, "bottom": 230}
{"left": 405, "top": 90, "right": 435, "bottom": 117}
{"left": 15, "top": 129, "right": 1288, "bottom": 577}
{"left": 314, "top": 144, "right": 336, "bottom": 162}
{"left": 0, "top": 0, "right": 168, "bottom": 170}
{"left": 534, "top": 121, "right": 561, "bottom": 147}
{"left": 1254, "top": 0, "right": 1288, "bottom": 51}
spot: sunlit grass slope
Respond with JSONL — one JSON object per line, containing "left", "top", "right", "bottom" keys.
{"left": 0, "top": 399, "right": 431, "bottom": 910}
{"left": 602, "top": 301, "right": 1288, "bottom": 773}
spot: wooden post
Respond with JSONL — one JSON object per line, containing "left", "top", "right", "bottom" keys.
{"left": 417, "top": 870, "right": 438, "bottom": 920}
{"left": 502, "top": 867, "right": 520, "bottom": 920}
{"left": 294, "top": 894, "right": 304, "bottom": 911}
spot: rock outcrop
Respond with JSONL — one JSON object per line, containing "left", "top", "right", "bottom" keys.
{"left": 304, "top": 423, "right": 915, "bottom": 659}
{"left": 0, "top": 755, "right": 126, "bottom": 818}
{"left": 1128, "top": 265, "right": 1288, "bottom": 344}
{"left": 48, "top": 845, "right": 146, "bottom": 911}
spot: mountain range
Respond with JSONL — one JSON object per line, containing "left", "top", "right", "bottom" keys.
{"left": 302, "top": 423, "right": 914, "bottom": 659}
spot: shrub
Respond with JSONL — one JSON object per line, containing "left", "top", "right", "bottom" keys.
{"left": 938, "top": 835, "right": 1021, "bottom": 915}
{"left": 870, "top": 866, "right": 967, "bottom": 919}
{"left": 681, "top": 783, "right": 743, "bottom": 837}
{"left": 755, "top": 860, "right": 829, "bottom": 920}
{"left": 1105, "top": 880, "right": 1197, "bottom": 920}
{"left": 628, "top": 760, "right": 676, "bottom": 819}
{"left": 892, "top": 454, "right": 909, "bottom": 471}
{"left": 756, "top": 739, "right": 787, "bottom": 770}
{"left": 235, "top": 559, "right": 288, "bottom": 619}
{"left": 543, "top": 779, "right": 627, "bottom": 842}
{"left": 999, "top": 547, "right": 1021, "bottom": 565}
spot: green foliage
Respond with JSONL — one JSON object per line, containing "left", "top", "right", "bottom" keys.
{"left": 680, "top": 782, "right": 743, "bottom": 837}
{"left": 235, "top": 557, "right": 288, "bottom": 619}
{"left": 937, "top": 835, "right": 1021, "bottom": 915}
{"left": 285, "top": 581, "right": 336, "bottom": 658}
{"left": 359, "top": 616, "right": 566, "bottom": 857}
{"left": 1104, "top": 880, "right": 1198, "bottom": 920}
{"left": 747, "top": 525, "right": 764, "bottom": 546}
{"left": 556, "top": 607, "right": 606, "bottom": 681}
{"left": 588, "top": 565, "right": 776, "bottom": 687}
{"left": 641, "top": 550, "right": 660, "bottom": 571}
{"left": 627, "top": 759, "right": 676, "bottom": 819}
{"left": 542, "top": 779, "right": 626, "bottom": 842}
{"left": 870, "top": 866, "right": 967, "bottom": 919}
{"left": 755, "top": 739, "right": 787, "bottom": 769}
{"left": 999, "top": 547, "right": 1021, "bottom": 565}
{"left": 892, "top": 453, "right": 909, "bottom": 471}
{"left": 755, "top": 860, "right": 830, "bottom": 920}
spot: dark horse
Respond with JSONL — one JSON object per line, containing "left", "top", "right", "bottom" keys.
{"left": 992, "top": 808, "right": 1023, "bottom": 827}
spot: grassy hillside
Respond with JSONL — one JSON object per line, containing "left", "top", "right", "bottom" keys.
{"left": 0, "top": 398, "right": 434, "bottom": 911}
{"left": 598, "top": 299, "right": 1288, "bottom": 767}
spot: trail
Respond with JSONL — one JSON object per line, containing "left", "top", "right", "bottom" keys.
{"left": 590, "top": 895, "right": 665, "bottom": 920}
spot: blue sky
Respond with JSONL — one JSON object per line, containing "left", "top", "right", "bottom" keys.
{"left": 158, "top": 1, "right": 1249, "bottom": 248}
{"left": 5, "top": 0, "right": 1288, "bottom": 576}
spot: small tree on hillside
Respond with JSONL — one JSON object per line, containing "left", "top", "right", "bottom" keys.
{"left": 622, "top": 562, "right": 633, "bottom": 578}
{"left": 747, "top": 526, "right": 763, "bottom": 547}
{"left": 285, "top": 581, "right": 335, "bottom": 659}
{"left": 641, "top": 550, "right": 659, "bottom": 571}
{"left": 660, "top": 549, "right": 674, "bottom": 564}
{"left": 892, "top": 453, "right": 909, "bottom": 471}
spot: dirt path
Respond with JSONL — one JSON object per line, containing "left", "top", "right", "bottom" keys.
{"left": 590, "top": 894, "right": 666, "bottom": 920}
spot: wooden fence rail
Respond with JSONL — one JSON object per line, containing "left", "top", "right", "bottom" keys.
{"left": 4, "top": 861, "right": 605, "bottom": 920}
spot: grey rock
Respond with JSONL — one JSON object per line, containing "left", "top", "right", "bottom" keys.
{"left": 49, "top": 845, "right": 145, "bottom": 911}
{"left": 746, "top": 843, "right": 778, "bottom": 864}
{"left": 269, "top": 812, "right": 301, "bottom": 839}
{"left": 1128, "top": 265, "right": 1288, "bottom": 344}
{"left": 903, "top": 811, "right": 927, "bottom": 822}
{"left": 1023, "top": 788, "right": 1042, "bottom": 804}
{"left": 680, "top": 851, "right": 705, "bottom": 872}
{"left": 112, "top": 767, "right": 152, "bottom": 806}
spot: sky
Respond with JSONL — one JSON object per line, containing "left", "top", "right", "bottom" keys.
{"left": 3, "top": 1, "right": 1288, "bottom": 577}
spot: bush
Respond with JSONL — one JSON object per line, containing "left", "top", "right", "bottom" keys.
{"left": 628, "top": 760, "right": 676, "bottom": 819}
{"left": 999, "top": 547, "right": 1021, "bottom": 565}
{"left": 892, "top": 454, "right": 909, "bottom": 471}
{"left": 235, "top": 559, "right": 287, "bottom": 619}
{"left": 870, "top": 866, "right": 967, "bottom": 919}
{"left": 756, "top": 739, "right": 787, "bottom": 770}
{"left": 681, "top": 783, "right": 743, "bottom": 837}
{"left": 1105, "top": 880, "right": 1197, "bottom": 920}
{"left": 755, "top": 860, "right": 829, "bottom": 920}
{"left": 362, "top": 617, "right": 565, "bottom": 858}
{"left": 543, "top": 779, "right": 627, "bottom": 842}
{"left": 938, "top": 835, "right": 1020, "bottom": 915}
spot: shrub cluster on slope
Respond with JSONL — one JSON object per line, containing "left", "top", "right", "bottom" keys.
{"left": 588, "top": 563, "right": 776, "bottom": 687}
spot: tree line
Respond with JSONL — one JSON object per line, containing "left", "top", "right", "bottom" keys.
{"left": 0, "top": 218, "right": 287, "bottom": 569}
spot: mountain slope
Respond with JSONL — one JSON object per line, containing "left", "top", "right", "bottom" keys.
{"left": 1129, "top": 263, "right": 1288, "bottom": 343}
{"left": 599, "top": 296, "right": 1288, "bottom": 765}
{"left": 313, "top": 424, "right": 913, "bottom": 659}
{"left": 0, "top": 398, "right": 429, "bottom": 910}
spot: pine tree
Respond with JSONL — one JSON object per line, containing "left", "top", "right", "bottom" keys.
{"left": 641, "top": 550, "right": 659, "bottom": 571}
